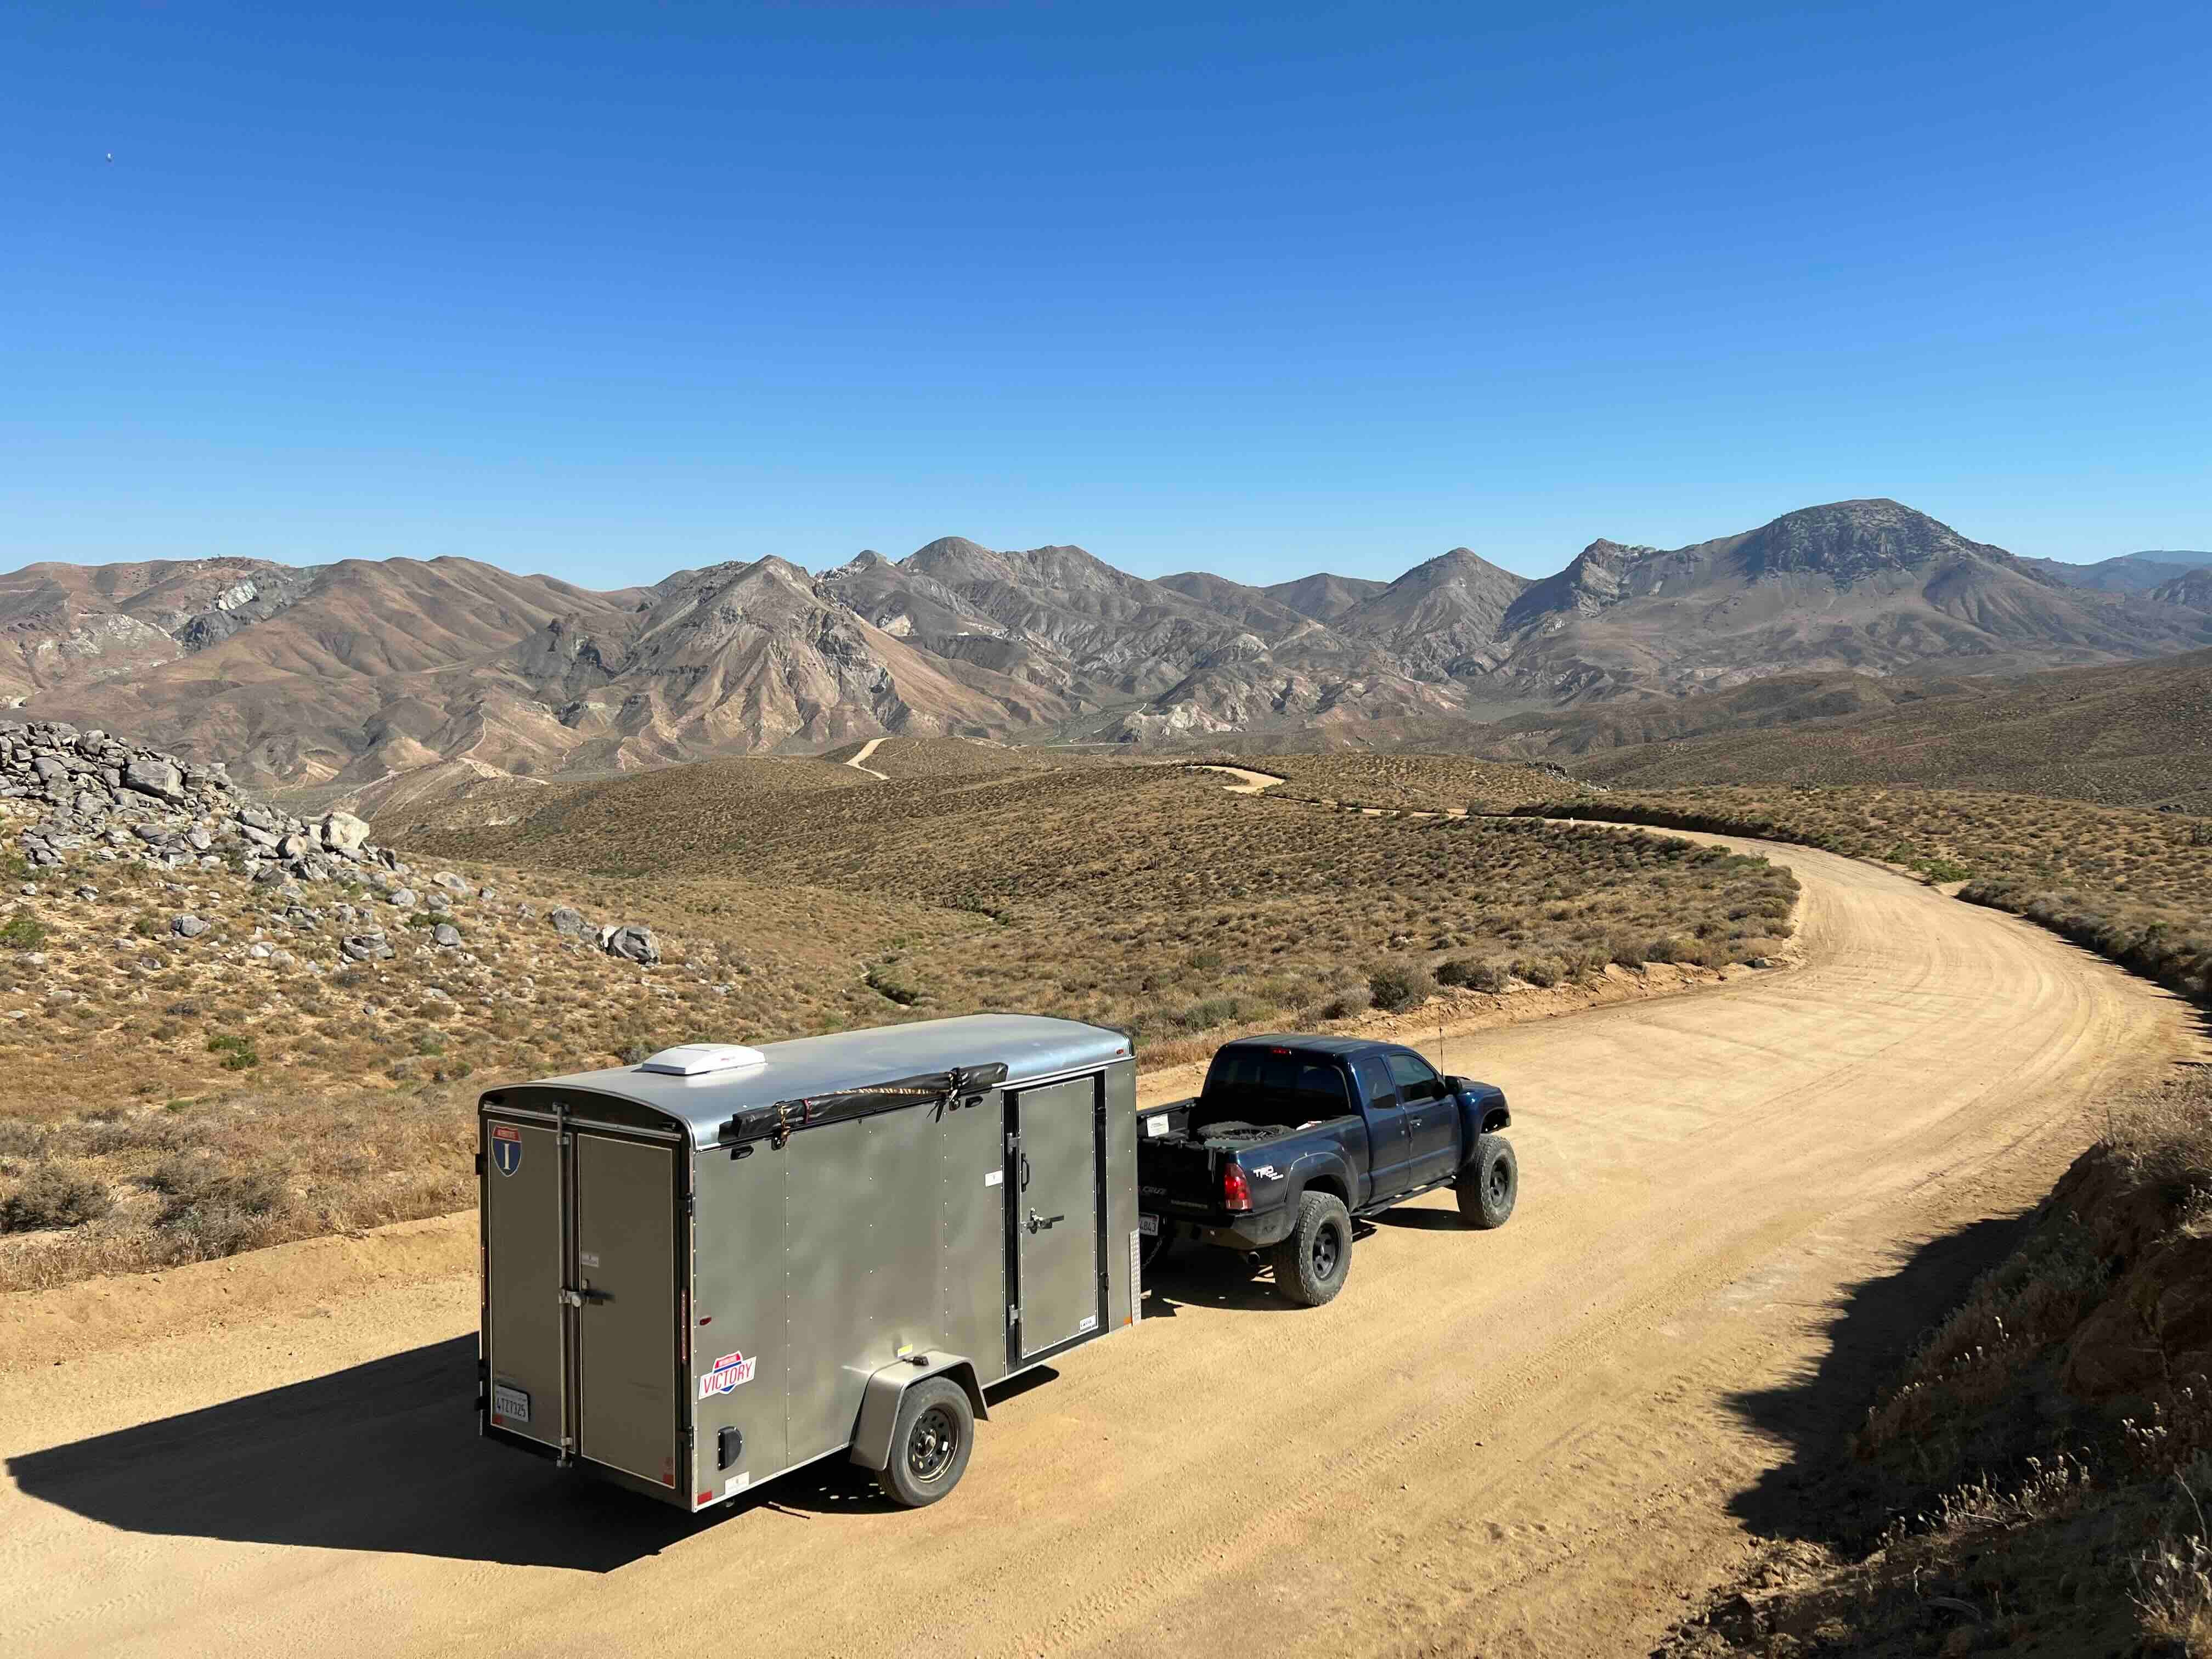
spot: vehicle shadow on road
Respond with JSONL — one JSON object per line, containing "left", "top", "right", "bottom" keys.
{"left": 9, "top": 1340, "right": 1088, "bottom": 1566}
{"left": 11, "top": 1336, "right": 748, "bottom": 1570}
{"left": 1717, "top": 1210, "right": 2036, "bottom": 1549}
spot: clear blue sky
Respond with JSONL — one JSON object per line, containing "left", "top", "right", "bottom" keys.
{"left": 5, "top": 2, "right": 2207, "bottom": 589}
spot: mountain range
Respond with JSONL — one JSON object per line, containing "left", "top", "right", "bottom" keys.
{"left": 2, "top": 500, "right": 2207, "bottom": 794}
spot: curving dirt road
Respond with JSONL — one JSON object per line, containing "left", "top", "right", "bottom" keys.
{"left": 1, "top": 836, "right": 2196, "bottom": 1658}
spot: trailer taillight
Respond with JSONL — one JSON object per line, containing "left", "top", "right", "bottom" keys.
{"left": 1223, "top": 1163, "right": 1251, "bottom": 1211}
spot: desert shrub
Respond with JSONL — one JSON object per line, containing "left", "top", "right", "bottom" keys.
{"left": 145, "top": 1156, "right": 290, "bottom": 1258}
{"left": 0, "top": 1163, "right": 112, "bottom": 1232}
{"left": 205, "top": 1032, "right": 261, "bottom": 1071}
{"left": 1514, "top": 957, "right": 1566, "bottom": 988}
{"left": 1367, "top": 960, "right": 1435, "bottom": 1013}
{"left": 0, "top": 908, "right": 47, "bottom": 950}
{"left": 1317, "top": 986, "right": 1372, "bottom": 1021}
{"left": 865, "top": 965, "right": 923, "bottom": 1006}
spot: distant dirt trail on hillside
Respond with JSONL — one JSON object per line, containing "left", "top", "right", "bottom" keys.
{"left": 1193, "top": 762, "right": 1284, "bottom": 793}
{"left": 844, "top": 736, "right": 890, "bottom": 780}
{"left": 0, "top": 834, "right": 2194, "bottom": 1659}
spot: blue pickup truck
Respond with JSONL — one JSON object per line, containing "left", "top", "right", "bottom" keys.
{"left": 1136, "top": 1034, "right": 1515, "bottom": 1306}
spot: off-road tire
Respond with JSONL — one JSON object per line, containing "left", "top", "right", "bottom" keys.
{"left": 876, "top": 1377, "right": 974, "bottom": 1509}
{"left": 1457, "top": 1134, "right": 1518, "bottom": 1230}
{"left": 1271, "top": 1191, "right": 1353, "bottom": 1307}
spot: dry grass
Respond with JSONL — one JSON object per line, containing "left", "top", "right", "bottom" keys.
{"left": 1523, "top": 784, "right": 2212, "bottom": 1006}
{"left": 0, "top": 759, "right": 1796, "bottom": 1291}
{"left": 402, "top": 764, "right": 1796, "bottom": 1052}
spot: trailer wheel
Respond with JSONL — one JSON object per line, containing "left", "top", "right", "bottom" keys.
{"left": 1272, "top": 1192, "right": 1352, "bottom": 1307}
{"left": 877, "top": 1378, "right": 974, "bottom": 1509}
{"left": 1457, "top": 1135, "right": 1517, "bottom": 1230}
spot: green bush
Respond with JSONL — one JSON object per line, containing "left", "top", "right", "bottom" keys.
{"left": 0, "top": 909, "right": 47, "bottom": 950}
{"left": 1514, "top": 957, "right": 1566, "bottom": 988}
{"left": 205, "top": 1032, "right": 261, "bottom": 1071}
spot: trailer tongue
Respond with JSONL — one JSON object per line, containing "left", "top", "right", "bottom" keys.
{"left": 477, "top": 1014, "right": 1139, "bottom": 1510}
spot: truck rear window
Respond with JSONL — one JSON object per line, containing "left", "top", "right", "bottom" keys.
{"left": 1201, "top": 1049, "right": 1350, "bottom": 1116}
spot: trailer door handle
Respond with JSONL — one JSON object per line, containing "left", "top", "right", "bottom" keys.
{"left": 1020, "top": 1153, "right": 1031, "bottom": 1192}
{"left": 1026, "top": 1211, "right": 1065, "bottom": 1234}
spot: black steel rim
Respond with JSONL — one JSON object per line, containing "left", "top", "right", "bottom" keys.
{"left": 1312, "top": 1221, "right": 1341, "bottom": 1281}
{"left": 908, "top": 1404, "right": 961, "bottom": 1484}
{"left": 1488, "top": 1159, "right": 1510, "bottom": 1206}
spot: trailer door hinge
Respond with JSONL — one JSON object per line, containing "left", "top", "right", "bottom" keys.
{"left": 1007, "top": 1303, "right": 1019, "bottom": 1329}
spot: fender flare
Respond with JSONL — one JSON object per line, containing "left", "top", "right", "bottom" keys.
{"left": 1283, "top": 1146, "right": 1357, "bottom": 1211}
{"left": 848, "top": 1352, "right": 989, "bottom": 1470}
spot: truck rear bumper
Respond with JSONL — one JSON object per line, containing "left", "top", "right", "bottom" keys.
{"left": 1155, "top": 1209, "right": 1295, "bottom": 1252}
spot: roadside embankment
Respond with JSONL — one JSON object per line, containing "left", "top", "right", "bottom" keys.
{"left": 1666, "top": 1065, "right": 2212, "bottom": 1657}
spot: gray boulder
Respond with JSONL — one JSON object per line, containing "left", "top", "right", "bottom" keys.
{"left": 602, "top": 923, "right": 661, "bottom": 966}
{"left": 387, "top": 887, "right": 417, "bottom": 909}
{"left": 124, "top": 755, "right": 186, "bottom": 803}
{"left": 340, "top": 931, "right": 393, "bottom": 962}
{"left": 320, "top": 811, "right": 371, "bottom": 855}
{"left": 550, "top": 906, "right": 586, "bottom": 938}
{"left": 170, "top": 913, "right": 208, "bottom": 938}
{"left": 432, "top": 923, "right": 462, "bottom": 948}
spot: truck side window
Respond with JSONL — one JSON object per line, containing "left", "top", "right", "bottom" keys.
{"left": 1351, "top": 1054, "right": 1397, "bottom": 1110}
{"left": 1386, "top": 1052, "right": 1445, "bottom": 1104}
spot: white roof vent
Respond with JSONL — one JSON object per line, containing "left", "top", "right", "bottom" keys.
{"left": 638, "top": 1043, "right": 767, "bottom": 1077}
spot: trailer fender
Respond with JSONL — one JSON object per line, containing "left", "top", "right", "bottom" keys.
{"left": 848, "top": 1353, "right": 989, "bottom": 1470}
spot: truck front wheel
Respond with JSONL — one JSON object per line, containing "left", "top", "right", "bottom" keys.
{"left": 1457, "top": 1134, "right": 1518, "bottom": 1230}
{"left": 876, "top": 1378, "right": 975, "bottom": 1509}
{"left": 1272, "top": 1192, "right": 1353, "bottom": 1307}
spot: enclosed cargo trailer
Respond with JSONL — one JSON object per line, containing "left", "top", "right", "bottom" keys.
{"left": 476, "top": 1014, "right": 1139, "bottom": 1509}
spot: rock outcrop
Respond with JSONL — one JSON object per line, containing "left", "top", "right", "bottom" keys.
{"left": 1, "top": 719, "right": 411, "bottom": 883}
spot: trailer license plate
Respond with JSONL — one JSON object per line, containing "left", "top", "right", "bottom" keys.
{"left": 1138, "top": 1213, "right": 1160, "bottom": 1236}
{"left": 493, "top": 1383, "right": 531, "bottom": 1425}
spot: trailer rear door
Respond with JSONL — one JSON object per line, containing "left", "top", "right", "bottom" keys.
{"left": 1013, "top": 1075, "right": 1103, "bottom": 1358}
{"left": 573, "top": 1132, "right": 682, "bottom": 1489}
{"left": 482, "top": 1117, "right": 565, "bottom": 1451}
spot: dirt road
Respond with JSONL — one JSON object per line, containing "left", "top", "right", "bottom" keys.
{"left": 1, "top": 837, "right": 2196, "bottom": 1658}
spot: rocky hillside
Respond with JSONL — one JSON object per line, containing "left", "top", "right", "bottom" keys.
{"left": 5, "top": 501, "right": 2205, "bottom": 792}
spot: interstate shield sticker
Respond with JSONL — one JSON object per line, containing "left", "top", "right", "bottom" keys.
{"left": 490, "top": 1123, "right": 523, "bottom": 1176}
{"left": 699, "top": 1350, "right": 758, "bottom": 1397}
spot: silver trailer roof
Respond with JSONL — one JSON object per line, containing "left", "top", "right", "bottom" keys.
{"left": 506, "top": 1013, "right": 1132, "bottom": 1149}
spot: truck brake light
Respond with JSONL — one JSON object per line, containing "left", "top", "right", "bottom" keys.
{"left": 1223, "top": 1163, "right": 1251, "bottom": 1211}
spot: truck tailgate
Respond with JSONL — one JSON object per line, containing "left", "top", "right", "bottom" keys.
{"left": 1139, "top": 1138, "right": 1222, "bottom": 1217}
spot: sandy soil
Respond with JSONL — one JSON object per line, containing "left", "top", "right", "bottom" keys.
{"left": 1, "top": 837, "right": 2197, "bottom": 1658}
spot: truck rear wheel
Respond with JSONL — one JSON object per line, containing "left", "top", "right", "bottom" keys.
{"left": 1272, "top": 1192, "right": 1352, "bottom": 1307}
{"left": 876, "top": 1377, "right": 974, "bottom": 1509}
{"left": 1457, "top": 1134, "right": 1517, "bottom": 1229}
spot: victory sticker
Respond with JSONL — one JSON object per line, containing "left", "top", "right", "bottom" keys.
{"left": 490, "top": 1123, "right": 523, "bottom": 1176}
{"left": 699, "top": 1350, "right": 758, "bottom": 1397}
